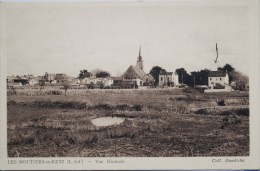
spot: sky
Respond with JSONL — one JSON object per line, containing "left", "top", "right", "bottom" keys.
{"left": 4, "top": 1, "right": 250, "bottom": 77}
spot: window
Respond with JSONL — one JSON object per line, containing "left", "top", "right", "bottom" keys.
{"left": 210, "top": 78, "right": 212, "bottom": 81}
{"left": 140, "top": 81, "right": 142, "bottom": 85}
{"left": 161, "top": 77, "right": 163, "bottom": 81}
{"left": 220, "top": 78, "right": 222, "bottom": 81}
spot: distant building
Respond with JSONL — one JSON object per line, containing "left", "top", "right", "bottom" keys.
{"left": 29, "top": 78, "right": 39, "bottom": 86}
{"left": 7, "top": 75, "right": 15, "bottom": 83}
{"left": 55, "top": 73, "right": 68, "bottom": 84}
{"left": 159, "top": 71, "right": 179, "bottom": 87}
{"left": 122, "top": 47, "right": 154, "bottom": 87}
{"left": 208, "top": 70, "right": 229, "bottom": 89}
{"left": 79, "top": 71, "right": 93, "bottom": 85}
{"left": 44, "top": 72, "right": 56, "bottom": 83}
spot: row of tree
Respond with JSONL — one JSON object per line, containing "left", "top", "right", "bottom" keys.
{"left": 79, "top": 69, "right": 110, "bottom": 78}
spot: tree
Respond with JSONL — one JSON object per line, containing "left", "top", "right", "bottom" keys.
{"left": 176, "top": 68, "right": 188, "bottom": 84}
{"left": 191, "top": 69, "right": 211, "bottom": 85}
{"left": 149, "top": 66, "right": 166, "bottom": 86}
{"left": 175, "top": 68, "right": 194, "bottom": 86}
{"left": 96, "top": 71, "right": 110, "bottom": 78}
{"left": 217, "top": 63, "right": 235, "bottom": 73}
{"left": 39, "top": 80, "right": 45, "bottom": 90}
{"left": 63, "top": 83, "right": 69, "bottom": 95}
{"left": 79, "top": 69, "right": 91, "bottom": 78}
{"left": 229, "top": 71, "right": 249, "bottom": 90}
{"left": 218, "top": 63, "right": 236, "bottom": 82}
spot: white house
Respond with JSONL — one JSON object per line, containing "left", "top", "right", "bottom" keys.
{"left": 208, "top": 70, "right": 229, "bottom": 89}
{"left": 28, "top": 78, "right": 39, "bottom": 86}
{"left": 159, "top": 71, "right": 179, "bottom": 87}
{"left": 102, "top": 77, "right": 114, "bottom": 86}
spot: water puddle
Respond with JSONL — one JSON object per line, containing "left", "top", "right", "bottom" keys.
{"left": 91, "top": 117, "right": 126, "bottom": 127}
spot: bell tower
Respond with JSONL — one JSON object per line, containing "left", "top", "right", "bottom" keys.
{"left": 136, "top": 46, "right": 143, "bottom": 70}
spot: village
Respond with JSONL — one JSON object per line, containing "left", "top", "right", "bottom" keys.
{"left": 6, "top": 47, "right": 248, "bottom": 93}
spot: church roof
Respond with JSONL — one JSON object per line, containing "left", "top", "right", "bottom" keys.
{"left": 208, "top": 71, "right": 227, "bottom": 77}
{"left": 123, "top": 65, "right": 146, "bottom": 79}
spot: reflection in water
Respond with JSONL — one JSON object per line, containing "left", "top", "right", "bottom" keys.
{"left": 91, "top": 117, "right": 125, "bottom": 127}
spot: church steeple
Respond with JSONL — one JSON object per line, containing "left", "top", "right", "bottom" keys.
{"left": 136, "top": 46, "right": 143, "bottom": 70}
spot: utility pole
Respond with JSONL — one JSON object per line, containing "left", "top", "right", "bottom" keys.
{"left": 182, "top": 70, "right": 183, "bottom": 85}
{"left": 193, "top": 75, "right": 196, "bottom": 87}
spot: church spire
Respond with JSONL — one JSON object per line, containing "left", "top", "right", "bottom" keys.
{"left": 139, "top": 46, "right": 141, "bottom": 57}
{"left": 136, "top": 45, "right": 143, "bottom": 70}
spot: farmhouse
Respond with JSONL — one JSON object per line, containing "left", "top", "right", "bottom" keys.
{"left": 208, "top": 70, "right": 229, "bottom": 89}
{"left": 159, "top": 71, "right": 179, "bottom": 87}
{"left": 122, "top": 47, "right": 154, "bottom": 87}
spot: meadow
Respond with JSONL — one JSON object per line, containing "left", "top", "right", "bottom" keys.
{"left": 7, "top": 88, "right": 249, "bottom": 157}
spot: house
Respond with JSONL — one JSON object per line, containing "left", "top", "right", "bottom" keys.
{"left": 122, "top": 47, "right": 154, "bottom": 87}
{"left": 55, "top": 73, "right": 68, "bottom": 84}
{"left": 204, "top": 70, "right": 233, "bottom": 93}
{"left": 7, "top": 75, "right": 15, "bottom": 83}
{"left": 159, "top": 71, "right": 179, "bottom": 87}
{"left": 101, "top": 77, "right": 114, "bottom": 87}
{"left": 79, "top": 71, "right": 94, "bottom": 85}
{"left": 29, "top": 78, "right": 39, "bottom": 86}
{"left": 44, "top": 72, "right": 56, "bottom": 84}
{"left": 208, "top": 70, "right": 229, "bottom": 89}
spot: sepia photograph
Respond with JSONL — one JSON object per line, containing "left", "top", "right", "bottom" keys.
{"left": 5, "top": 1, "right": 251, "bottom": 158}
{"left": 1, "top": 0, "right": 259, "bottom": 169}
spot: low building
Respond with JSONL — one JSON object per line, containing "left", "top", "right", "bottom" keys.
{"left": 208, "top": 70, "right": 229, "bottom": 89}
{"left": 44, "top": 72, "right": 56, "bottom": 83}
{"left": 7, "top": 76, "right": 15, "bottom": 83}
{"left": 55, "top": 73, "right": 68, "bottom": 84}
{"left": 29, "top": 78, "right": 39, "bottom": 86}
{"left": 159, "top": 71, "right": 179, "bottom": 87}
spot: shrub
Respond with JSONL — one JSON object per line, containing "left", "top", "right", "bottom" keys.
{"left": 132, "top": 104, "right": 143, "bottom": 111}
{"left": 195, "top": 108, "right": 208, "bottom": 115}
{"left": 236, "top": 108, "right": 249, "bottom": 116}
{"left": 217, "top": 99, "right": 225, "bottom": 106}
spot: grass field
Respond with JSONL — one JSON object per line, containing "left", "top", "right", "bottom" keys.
{"left": 7, "top": 88, "right": 249, "bottom": 157}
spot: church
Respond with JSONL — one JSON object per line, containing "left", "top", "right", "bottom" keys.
{"left": 122, "top": 47, "right": 154, "bottom": 87}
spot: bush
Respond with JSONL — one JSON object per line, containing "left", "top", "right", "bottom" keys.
{"left": 132, "top": 104, "right": 143, "bottom": 111}
{"left": 236, "top": 108, "right": 249, "bottom": 116}
{"left": 217, "top": 99, "right": 225, "bottom": 106}
{"left": 195, "top": 108, "right": 208, "bottom": 115}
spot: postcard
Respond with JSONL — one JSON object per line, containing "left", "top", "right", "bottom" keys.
{"left": 0, "top": 0, "right": 259, "bottom": 170}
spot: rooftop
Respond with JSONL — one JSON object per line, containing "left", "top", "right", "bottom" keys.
{"left": 208, "top": 71, "right": 227, "bottom": 77}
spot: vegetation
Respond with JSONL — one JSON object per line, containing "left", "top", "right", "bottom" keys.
{"left": 149, "top": 66, "right": 167, "bottom": 86}
{"left": 8, "top": 89, "right": 249, "bottom": 157}
{"left": 96, "top": 71, "right": 110, "bottom": 78}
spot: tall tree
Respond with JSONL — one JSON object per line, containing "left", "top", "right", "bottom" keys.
{"left": 96, "top": 71, "right": 110, "bottom": 78}
{"left": 218, "top": 63, "right": 235, "bottom": 82}
{"left": 149, "top": 66, "right": 166, "bottom": 86}
{"left": 191, "top": 69, "right": 211, "bottom": 85}
{"left": 79, "top": 69, "right": 90, "bottom": 78}
{"left": 175, "top": 68, "right": 194, "bottom": 85}
{"left": 217, "top": 63, "right": 235, "bottom": 73}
